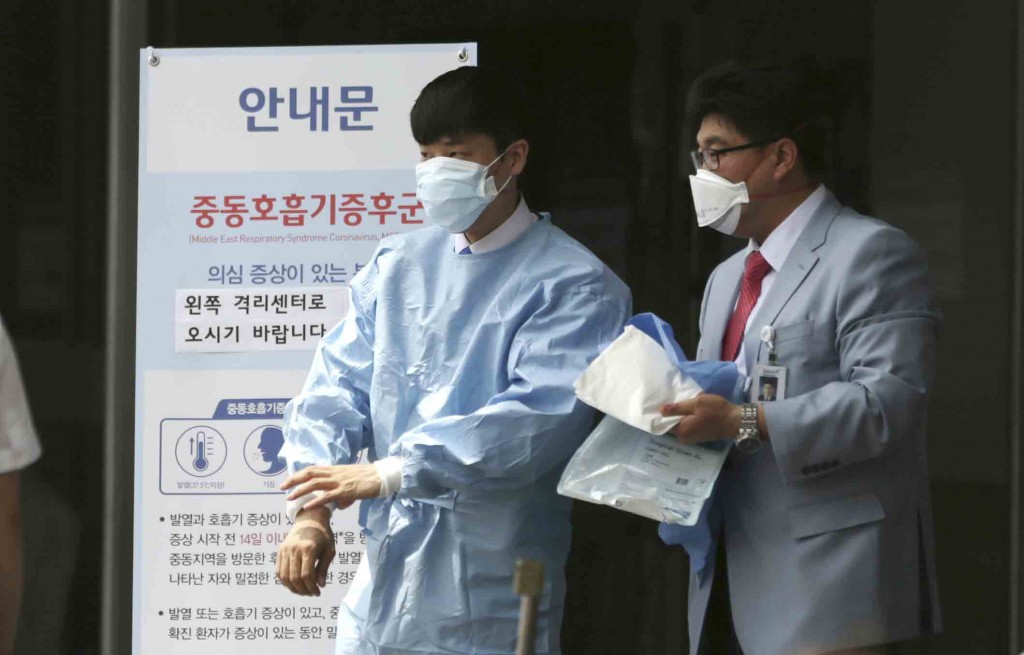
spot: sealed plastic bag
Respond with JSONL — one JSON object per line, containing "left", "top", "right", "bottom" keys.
{"left": 561, "top": 313, "right": 743, "bottom": 529}
{"left": 557, "top": 415, "right": 728, "bottom": 525}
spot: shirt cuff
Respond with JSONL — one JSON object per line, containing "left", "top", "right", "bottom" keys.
{"left": 0, "top": 439, "right": 41, "bottom": 475}
{"left": 285, "top": 491, "right": 336, "bottom": 522}
{"left": 373, "top": 457, "right": 404, "bottom": 497}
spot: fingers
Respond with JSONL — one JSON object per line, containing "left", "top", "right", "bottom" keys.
{"left": 315, "top": 543, "right": 335, "bottom": 588}
{"left": 278, "top": 546, "right": 297, "bottom": 594}
{"left": 276, "top": 544, "right": 284, "bottom": 589}
{"left": 280, "top": 466, "right": 326, "bottom": 491}
{"left": 674, "top": 433, "right": 702, "bottom": 447}
{"left": 286, "top": 478, "right": 335, "bottom": 501}
{"left": 299, "top": 546, "right": 321, "bottom": 596}
{"left": 303, "top": 493, "right": 334, "bottom": 511}
{"left": 661, "top": 398, "right": 699, "bottom": 417}
{"left": 668, "top": 414, "right": 694, "bottom": 437}
{"left": 280, "top": 471, "right": 305, "bottom": 491}
{"left": 670, "top": 416, "right": 706, "bottom": 445}
{"left": 280, "top": 540, "right": 328, "bottom": 596}
{"left": 278, "top": 520, "right": 333, "bottom": 596}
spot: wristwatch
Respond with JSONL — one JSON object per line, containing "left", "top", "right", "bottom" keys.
{"left": 735, "top": 403, "right": 763, "bottom": 453}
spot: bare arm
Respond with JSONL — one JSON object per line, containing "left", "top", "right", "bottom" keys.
{"left": 0, "top": 471, "right": 23, "bottom": 655}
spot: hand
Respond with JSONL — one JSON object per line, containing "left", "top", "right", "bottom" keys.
{"left": 281, "top": 464, "right": 382, "bottom": 512}
{"left": 660, "top": 394, "right": 741, "bottom": 446}
{"left": 277, "top": 507, "right": 334, "bottom": 596}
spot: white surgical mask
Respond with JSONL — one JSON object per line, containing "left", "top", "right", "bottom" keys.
{"left": 688, "top": 169, "right": 749, "bottom": 236}
{"left": 415, "top": 149, "right": 513, "bottom": 233}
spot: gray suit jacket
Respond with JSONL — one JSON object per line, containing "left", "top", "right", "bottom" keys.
{"left": 689, "top": 191, "right": 943, "bottom": 655}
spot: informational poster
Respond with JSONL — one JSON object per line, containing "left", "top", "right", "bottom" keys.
{"left": 134, "top": 43, "right": 477, "bottom": 654}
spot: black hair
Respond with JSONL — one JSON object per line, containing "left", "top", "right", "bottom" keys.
{"left": 685, "top": 59, "right": 839, "bottom": 180}
{"left": 410, "top": 66, "right": 529, "bottom": 151}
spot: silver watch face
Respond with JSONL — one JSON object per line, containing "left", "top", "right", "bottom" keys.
{"left": 736, "top": 430, "right": 762, "bottom": 453}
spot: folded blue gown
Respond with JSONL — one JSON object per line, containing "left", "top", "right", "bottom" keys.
{"left": 625, "top": 313, "right": 746, "bottom": 583}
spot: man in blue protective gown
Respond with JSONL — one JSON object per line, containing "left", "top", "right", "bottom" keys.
{"left": 275, "top": 66, "right": 631, "bottom": 655}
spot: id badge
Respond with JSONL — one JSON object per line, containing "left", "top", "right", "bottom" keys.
{"left": 753, "top": 363, "right": 787, "bottom": 401}
{"left": 754, "top": 325, "right": 787, "bottom": 401}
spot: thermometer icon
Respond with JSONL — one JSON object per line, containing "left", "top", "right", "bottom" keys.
{"left": 174, "top": 426, "right": 225, "bottom": 479}
{"left": 191, "top": 431, "right": 210, "bottom": 472}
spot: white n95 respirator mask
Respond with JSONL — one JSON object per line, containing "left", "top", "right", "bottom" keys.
{"left": 688, "top": 169, "right": 749, "bottom": 236}
{"left": 415, "top": 149, "right": 513, "bottom": 233}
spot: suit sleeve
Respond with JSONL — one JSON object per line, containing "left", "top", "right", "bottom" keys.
{"left": 763, "top": 227, "right": 940, "bottom": 483}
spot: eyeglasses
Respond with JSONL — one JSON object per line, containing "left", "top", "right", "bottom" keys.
{"left": 689, "top": 138, "right": 780, "bottom": 172}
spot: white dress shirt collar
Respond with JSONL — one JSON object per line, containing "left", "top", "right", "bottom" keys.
{"left": 749, "top": 184, "right": 827, "bottom": 271}
{"left": 452, "top": 196, "right": 537, "bottom": 255}
{"left": 732, "top": 184, "right": 827, "bottom": 380}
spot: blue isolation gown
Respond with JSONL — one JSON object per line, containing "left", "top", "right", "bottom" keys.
{"left": 281, "top": 217, "right": 631, "bottom": 655}
{"left": 624, "top": 313, "right": 745, "bottom": 581}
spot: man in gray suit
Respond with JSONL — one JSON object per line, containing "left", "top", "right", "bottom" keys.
{"left": 660, "top": 61, "right": 942, "bottom": 654}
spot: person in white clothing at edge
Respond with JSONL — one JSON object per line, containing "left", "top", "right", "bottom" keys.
{"left": 0, "top": 315, "right": 42, "bottom": 655}
{"left": 273, "top": 66, "right": 631, "bottom": 655}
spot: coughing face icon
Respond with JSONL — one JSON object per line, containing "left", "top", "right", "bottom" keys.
{"left": 244, "top": 426, "right": 288, "bottom": 477}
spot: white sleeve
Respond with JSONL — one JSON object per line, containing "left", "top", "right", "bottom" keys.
{"left": 0, "top": 318, "right": 41, "bottom": 475}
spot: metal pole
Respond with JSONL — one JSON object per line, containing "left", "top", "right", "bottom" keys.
{"left": 1011, "top": 1, "right": 1024, "bottom": 652}
{"left": 102, "top": 0, "right": 147, "bottom": 653}
{"left": 514, "top": 559, "right": 544, "bottom": 655}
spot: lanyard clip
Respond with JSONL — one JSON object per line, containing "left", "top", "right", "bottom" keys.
{"left": 760, "top": 325, "right": 778, "bottom": 364}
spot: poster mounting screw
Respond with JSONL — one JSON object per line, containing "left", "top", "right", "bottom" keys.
{"left": 457, "top": 47, "right": 469, "bottom": 63}
{"left": 148, "top": 46, "right": 160, "bottom": 67}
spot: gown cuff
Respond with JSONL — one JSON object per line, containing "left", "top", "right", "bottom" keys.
{"left": 286, "top": 491, "right": 336, "bottom": 521}
{"left": 374, "top": 456, "right": 404, "bottom": 497}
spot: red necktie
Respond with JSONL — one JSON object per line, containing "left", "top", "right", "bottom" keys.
{"left": 721, "top": 250, "right": 773, "bottom": 362}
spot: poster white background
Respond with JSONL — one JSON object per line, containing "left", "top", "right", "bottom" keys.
{"left": 146, "top": 48, "right": 475, "bottom": 173}
{"left": 135, "top": 43, "right": 477, "bottom": 654}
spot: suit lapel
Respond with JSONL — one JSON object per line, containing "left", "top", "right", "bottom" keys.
{"left": 744, "top": 192, "right": 843, "bottom": 364}
{"left": 700, "top": 253, "right": 745, "bottom": 361}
